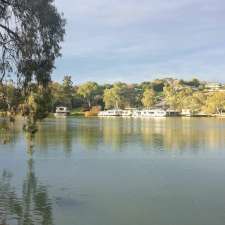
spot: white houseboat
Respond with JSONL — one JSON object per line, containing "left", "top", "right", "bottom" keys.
{"left": 139, "top": 109, "right": 168, "bottom": 117}
{"left": 132, "top": 110, "right": 142, "bottom": 117}
{"left": 121, "top": 109, "right": 133, "bottom": 117}
{"left": 99, "top": 109, "right": 168, "bottom": 117}
{"left": 98, "top": 109, "right": 123, "bottom": 117}
{"left": 181, "top": 109, "right": 192, "bottom": 117}
{"left": 55, "top": 107, "right": 70, "bottom": 117}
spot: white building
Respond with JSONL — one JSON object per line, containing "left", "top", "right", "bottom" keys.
{"left": 55, "top": 107, "right": 70, "bottom": 117}
{"left": 205, "top": 82, "right": 223, "bottom": 91}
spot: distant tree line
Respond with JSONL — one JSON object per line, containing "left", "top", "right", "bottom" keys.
{"left": 1, "top": 77, "right": 225, "bottom": 116}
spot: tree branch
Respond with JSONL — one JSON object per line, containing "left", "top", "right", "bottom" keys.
{"left": 0, "top": 23, "right": 21, "bottom": 43}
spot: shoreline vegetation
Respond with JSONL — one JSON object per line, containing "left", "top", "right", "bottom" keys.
{"left": 1, "top": 77, "right": 225, "bottom": 119}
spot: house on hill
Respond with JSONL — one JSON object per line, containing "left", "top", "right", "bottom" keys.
{"left": 205, "top": 82, "right": 223, "bottom": 92}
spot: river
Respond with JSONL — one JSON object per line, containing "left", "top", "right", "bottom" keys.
{"left": 0, "top": 117, "right": 225, "bottom": 225}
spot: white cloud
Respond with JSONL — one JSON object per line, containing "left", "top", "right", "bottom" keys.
{"left": 53, "top": 0, "right": 225, "bottom": 83}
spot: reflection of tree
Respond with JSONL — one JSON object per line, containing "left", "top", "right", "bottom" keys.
{"left": 35, "top": 118, "right": 100, "bottom": 151}
{"left": 36, "top": 117, "right": 225, "bottom": 153}
{"left": 35, "top": 119, "right": 73, "bottom": 154}
{"left": 139, "top": 118, "right": 225, "bottom": 152}
{"left": 3, "top": 117, "right": 225, "bottom": 154}
{"left": 0, "top": 119, "right": 18, "bottom": 145}
{"left": 77, "top": 124, "right": 99, "bottom": 149}
{"left": 0, "top": 120, "right": 11, "bottom": 144}
{"left": 101, "top": 118, "right": 133, "bottom": 150}
{"left": 0, "top": 159, "right": 53, "bottom": 225}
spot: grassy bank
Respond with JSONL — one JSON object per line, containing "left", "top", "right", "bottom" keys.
{"left": 70, "top": 108, "right": 85, "bottom": 116}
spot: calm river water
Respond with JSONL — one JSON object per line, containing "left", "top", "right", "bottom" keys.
{"left": 1, "top": 117, "right": 225, "bottom": 225}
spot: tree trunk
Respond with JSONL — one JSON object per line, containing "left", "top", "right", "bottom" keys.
{"left": 88, "top": 99, "right": 91, "bottom": 109}
{"left": 115, "top": 101, "right": 118, "bottom": 109}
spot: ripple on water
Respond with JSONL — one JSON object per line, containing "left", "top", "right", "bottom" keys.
{"left": 55, "top": 196, "right": 84, "bottom": 209}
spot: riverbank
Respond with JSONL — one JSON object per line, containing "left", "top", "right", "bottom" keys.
{"left": 1, "top": 110, "right": 225, "bottom": 119}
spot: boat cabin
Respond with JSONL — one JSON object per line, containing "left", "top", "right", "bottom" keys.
{"left": 55, "top": 107, "right": 70, "bottom": 116}
{"left": 140, "top": 109, "right": 168, "bottom": 117}
{"left": 98, "top": 109, "right": 123, "bottom": 116}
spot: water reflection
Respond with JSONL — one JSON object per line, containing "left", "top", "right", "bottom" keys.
{"left": 1, "top": 117, "right": 225, "bottom": 153}
{"left": 33, "top": 117, "right": 225, "bottom": 153}
{"left": 0, "top": 159, "right": 53, "bottom": 225}
{"left": 0, "top": 119, "right": 18, "bottom": 145}
{"left": 1, "top": 117, "right": 225, "bottom": 225}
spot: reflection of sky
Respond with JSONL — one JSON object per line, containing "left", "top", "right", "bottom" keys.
{"left": 54, "top": 0, "right": 225, "bottom": 83}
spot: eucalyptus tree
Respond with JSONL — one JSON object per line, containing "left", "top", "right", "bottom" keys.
{"left": 0, "top": 0, "right": 65, "bottom": 89}
{"left": 77, "top": 82, "right": 99, "bottom": 108}
{"left": 183, "top": 92, "right": 206, "bottom": 114}
{"left": 141, "top": 89, "right": 156, "bottom": 108}
{"left": 103, "top": 82, "right": 128, "bottom": 109}
{"left": 103, "top": 88, "right": 117, "bottom": 109}
{"left": 0, "top": 0, "right": 65, "bottom": 140}
{"left": 163, "top": 85, "right": 179, "bottom": 109}
{"left": 61, "top": 75, "right": 74, "bottom": 108}
{"left": 204, "top": 92, "right": 225, "bottom": 114}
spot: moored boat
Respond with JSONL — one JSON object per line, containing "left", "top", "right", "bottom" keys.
{"left": 55, "top": 107, "right": 70, "bottom": 117}
{"left": 98, "top": 109, "right": 123, "bottom": 117}
{"left": 139, "top": 109, "right": 168, "bottom": 117}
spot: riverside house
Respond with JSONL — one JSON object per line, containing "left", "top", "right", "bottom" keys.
{"left": 55, "top": 107, "right": 70, "bottom": 117}
{"left": 205, "top": 82, "right": 223, "bottom": 92}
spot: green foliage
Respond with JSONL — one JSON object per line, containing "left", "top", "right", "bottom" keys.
{"left": 152, "top": 79, "right": 165, "bottom": 92}
{"left": 103, "top": 87, "right": 120, "bottom": 109}
{"left": 77, "top": 82, "right": 99, "bottom": 108}
{"left": 140, "top": 82, "right": 152, "bottom": 90}
{"left": 176, "top": 88, "right": 193, "bottom": 110}
{"left": 180, "top": 78, "right": 200, "bottom": 87}
{"left": 183, "top": 92, "right": 206, "bottom": 113}
{"left": 163, "top": 85, "right": 179, "bottom": 109}
{"left": 1, "top": 0, "right": 66, "bottom": 141}
{"left": 0, "top": 0, "right": 65, "bottom": 88}
{"left": 61, "top": 76, "right": 74, "bottom": 108}
{"left": 1, "top": 77, "right": 225, "bottom": 118}
{"left": 103, "top": 83, "right": 128, "bottom": 109}
{"left": 24, "top": 87, "right": 51, "bottom": 120}
{"left": 204, "top": 92, "right": 225, "bottom": 114}
{"left": 0, "top": 82, "right": 22, "bottom": 112}
{"left": 163, "top": 84, "right": 194, "bottom": 110}
{"left": 141, "top": 89, "right": 156, "bottom": 108}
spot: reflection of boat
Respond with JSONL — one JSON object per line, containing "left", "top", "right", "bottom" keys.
{"left": 214, "top": 114, "right": 225, "bottom": 118}
{"left": 55, "top": 107, "right": 70, "bottom": 117}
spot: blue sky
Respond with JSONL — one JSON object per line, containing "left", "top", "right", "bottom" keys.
{"left": 53, "top": 0, "right": 225, "bottom": 84}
